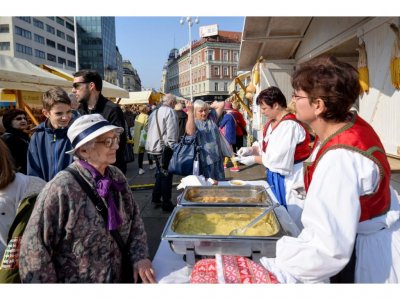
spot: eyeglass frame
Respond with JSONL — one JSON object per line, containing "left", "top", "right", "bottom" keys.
{"left": 72, "top": 81, "right": 90, "bottom": 89}
{"left": 94, "top": 136, "right": 120, "bottom": 148}
{"left": 291, "top": 93, "right": 310, "bottom": 101}
{"left": 14, "top": 116, "right": 27, "bottom": 121}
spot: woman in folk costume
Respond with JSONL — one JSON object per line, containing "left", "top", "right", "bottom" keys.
{"left": 237, "top": 86, "right": 311, "bottom": 228}
{"left": 260, "top": 55, "right": 400, "bottom": 283}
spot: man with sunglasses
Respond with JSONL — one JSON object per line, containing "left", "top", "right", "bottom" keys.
{"left": 72, "top": 70, "right": 127, "bottom": 174}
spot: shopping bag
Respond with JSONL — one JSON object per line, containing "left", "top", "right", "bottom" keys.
{"left": 139, "top": 129, "right": 147, "bottom": 148}
{"left": 168, "top": 134, "right": 199, "bottom": 176}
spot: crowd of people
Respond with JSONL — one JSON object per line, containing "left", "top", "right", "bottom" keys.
{"left": 0, "top": 54, "right": 399, "bottom": 283}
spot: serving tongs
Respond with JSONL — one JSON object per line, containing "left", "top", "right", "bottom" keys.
{"left": 229, "top": 202, "right": 280, "bottom": 236}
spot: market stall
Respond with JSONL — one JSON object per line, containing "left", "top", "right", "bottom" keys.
{"left": 153, "top": 180, "right": 300, "bottom": 283}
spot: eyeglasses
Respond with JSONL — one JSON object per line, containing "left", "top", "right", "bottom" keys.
{"left": 72, "top": 82, "right": 89, "bottom": 89}
{"left": 292, "top": 93, "right": 309, "bottom": 101}
{"left": 14, "top": 116, "right": 27, "bottom": 121}
{"left": 95, "top": 136, "right": 120, "bottom": 148}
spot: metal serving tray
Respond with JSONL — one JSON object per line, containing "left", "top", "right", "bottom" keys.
{"left": 178, "top": 185, "right": 272, "bottom": 206}
{"left": 161, "top": 206, "right": 289, "bottom": 265}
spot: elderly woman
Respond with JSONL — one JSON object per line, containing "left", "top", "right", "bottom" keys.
{"left": 185, "top": 100, "right": 226, "bottom": 181}
{"left": 19, "top": 114, "right": 156, "bottom": 283}
{"left": 260, "top": 55, "right": 400, "bottom": 283}
{"left": 1, "top": 109, "right": 30, "bottom": 174}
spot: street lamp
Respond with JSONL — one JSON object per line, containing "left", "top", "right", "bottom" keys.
{"left": 180, "top": 16, "right": 199, "bottom": 102}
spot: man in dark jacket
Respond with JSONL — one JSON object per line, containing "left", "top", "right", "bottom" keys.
{"left": 174, "top": 102, "right": 187, "bottom": 140}
{"left": 72, "top": 70, "right": 127, "bottom": 174}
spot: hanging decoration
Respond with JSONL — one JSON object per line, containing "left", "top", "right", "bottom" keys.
{"left": 356, "top": 40, "right": 369, "bottom": 94}
{"left": 390, "top": 23, "right": 400, "bottom": 90}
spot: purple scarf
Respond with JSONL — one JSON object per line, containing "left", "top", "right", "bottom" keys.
{"left": 79, "top": 160, "right": 125, "bottom": 230}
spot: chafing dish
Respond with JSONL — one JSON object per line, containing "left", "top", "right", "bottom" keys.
{"left": 162, "top": 206, "right": 291, "bottom": 265}
{"left": 178, "top": 185, "right": 271, "bottom": 206}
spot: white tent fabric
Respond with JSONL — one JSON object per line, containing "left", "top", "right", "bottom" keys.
{"left": 0, "top": 55, "right": 71, "bottom": 92}
{"left": 40, "top": 64, "right": 129, "bottom": 98}
{"left": 119, "top": 91, "right": 153, "bottom": 105}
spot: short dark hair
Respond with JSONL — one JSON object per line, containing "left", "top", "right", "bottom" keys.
{"left": 292, "top": 55, "right": 360, "bottom": 122}
{"left": 73, "top": 69, "right": 103, "bottom": 92}
{"left": 2, "top": 109, "right": 27, "bottom": 130}
{"left": 42, "top": 87, "right": 71, "bottom": 111}
{"left": 256, "top": 86, "right": 287, "bottom": 108}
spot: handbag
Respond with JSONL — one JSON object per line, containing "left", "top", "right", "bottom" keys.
{"left": 66, "top": 167, "right": 134, "bottom": 283}
{"left": 168, "top": 134, "right": 199, "bottom": 176}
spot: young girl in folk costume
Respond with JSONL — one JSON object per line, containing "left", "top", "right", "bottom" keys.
{"left": 237, "top": 87, "right": 311, "bottom": 228}
{"left": 260, "top": 55, "right": 400, "bottom": 283}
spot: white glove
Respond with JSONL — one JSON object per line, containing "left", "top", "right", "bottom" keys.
{"left": 237, "top": 147, "right": 253, "bottom": 157}
{"left": 237, "top": 155, "right": 256, "bottom": 166}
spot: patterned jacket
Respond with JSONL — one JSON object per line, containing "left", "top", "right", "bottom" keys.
{"left": 19, "top": 161, "right": 149, "bottom": 283}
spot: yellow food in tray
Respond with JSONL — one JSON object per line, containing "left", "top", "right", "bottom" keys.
{"left": 173, "top": 212, "right": 279, "bottom": 236}
{"left": 190, "top": 196, "right": 258, "bottom": 203}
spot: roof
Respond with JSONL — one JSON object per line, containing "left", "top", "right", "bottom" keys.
{"left": 238, "top": 17, "right": 364, "bottom": 70}
{"left": 40, "top": 64, "right": 129, "bottom": 98}
{"left": 0, "top": 54, "right": 71, "bottom": 92}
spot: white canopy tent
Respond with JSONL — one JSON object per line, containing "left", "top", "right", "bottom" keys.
{"left": 39, "top": 64, "right": 129, "bottom": 98}
{"left": 0, "top": 54, "right": 72, "bottom": 92}
{"left": 118, "top": 91, "right": 153, "bottom": 105}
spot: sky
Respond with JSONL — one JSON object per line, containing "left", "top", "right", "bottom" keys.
{"left": 115, "top": 17, "right": 244, "bottom": 91}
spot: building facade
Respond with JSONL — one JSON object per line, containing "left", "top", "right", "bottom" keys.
{"left": 122, "top": 60, "right": 141, "bottom": 91}
{"left": 0, "top": 16, "right": 76, "bottom": 71}
{"left": 116, "top": 46, "right": 123, "bottom": 88}
{"left": 75, "top": 17, "right": 118, "bottom": 84}
{"left": 164, "top": 30, "right": 241, "bottom": 102}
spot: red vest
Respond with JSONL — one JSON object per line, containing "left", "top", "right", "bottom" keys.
{"left": 304, "top": 114, "right": 391, "bottom": 222}
{"left": 262, "top": 113, "right": 311, "bottom": 163}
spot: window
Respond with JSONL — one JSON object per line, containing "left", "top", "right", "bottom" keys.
{"left": 56, "top": 17, "right": 64, "bottom": 26}
{"left": 16, "top": 43, "right": 32, "bottom": 55}
{"left": 58, "top": 57, "right": 66, "bottom": 65}
{"left": 47, "top": 17, "right": 55, "bottom": 21}
{"left": 34, "top": 34, "right": 45, "bottom": 44}
{"left": 66, "top": 22, "right": 74, "bottom": 31}
{"left": 56, "top": 30, "right": 65, "bottom": 39}
{"left": 233, "top": 67, "right": 237, "bottom": 77}
{"left": 68, "top": 60, "right": 76, "bottom": 68}
{"left": 0, "top": 24, "right": 9, "bottom": 33}
{"left": 223, "top": 67, "right": 229, "bottom": 76}
{"left": 207, "top": 50, "right": 214, "bottom": 61}
{"left": 15, "top": 26, "right": 32, "bottom": 39}
{"left": 233, "top": 51, "right": 239, "bottom": 62}
{"left": 224, "top": 82, "right": 228, "bottom": 91}
{"left": 214, "top": 82, "right": 219, "bottom": 91}
{"left": 47, "top": 53, "right": 56, "bottom": 62}
{"left": 34, "top": 49, "right": 45, "bottom": 59}
{"left": 223, "top": 50, "right": 229, "bottom": 61}
{"left": 33, "top": 18, "right": 44, "bottom": 29}
{"left": 46, "top": 39, "right": 56, "bottom": 48}
{"left": 214, "top": 66, "right": 219, "bottom": 76}
{"left": 0, "top": 42, "right": 10, "bottom": 51}
{"left": 46, "top": 24, "right": 55, "bottom": 34}
{"left": 67, "top": 47, "right": 75, "bottom": 55}
{"left": 66, "top": 35, "right": 75, "bottom": 43}
{"left": 17, "top": 17, "right": 31, "bottom": 23}
{"left": 57, "top": 43, "right": 66, "bottom": 52}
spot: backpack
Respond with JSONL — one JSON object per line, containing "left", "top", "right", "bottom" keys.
{"left": 0, "top": 194, "right": 37, "bottom": 283}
